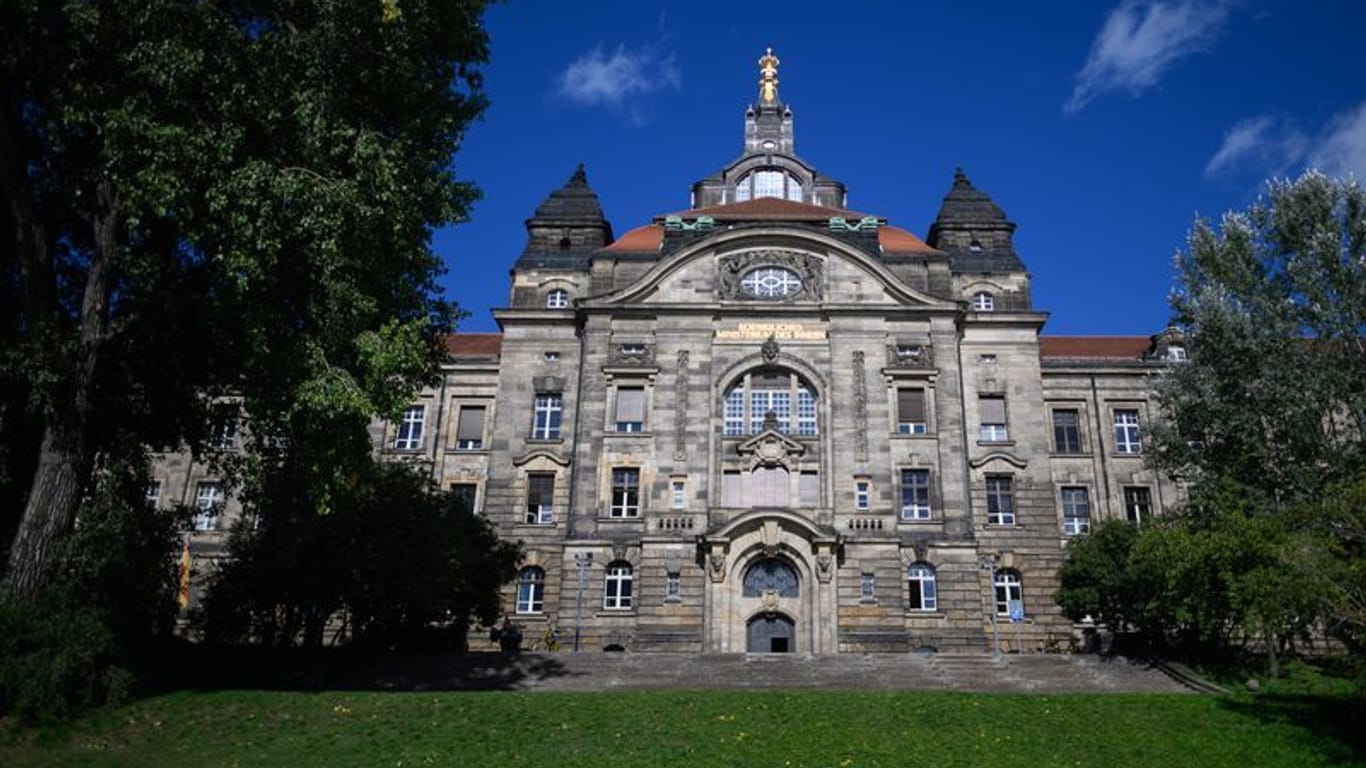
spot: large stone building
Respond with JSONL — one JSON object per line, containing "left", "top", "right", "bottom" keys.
{"left": 158, "top": 50, "right": 1185, "bottom": 654}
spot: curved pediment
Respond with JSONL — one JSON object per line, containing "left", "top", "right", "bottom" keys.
{"left": 704, "top": 508, "right": 840, "bottom": 546}
{"left": 579, "top": 228, "right": 958, "bottom": 312}
{"left": 969, "top": 451, "right": 1028, "bottom": 470}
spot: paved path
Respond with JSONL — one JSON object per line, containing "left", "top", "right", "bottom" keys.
{"left": 350, "top": 652, "right": 1199, "bottom": 694}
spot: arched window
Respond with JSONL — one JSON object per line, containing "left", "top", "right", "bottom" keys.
{"left": 972, "top": 291, "right": 994, "bottom": 312}
{"left": 603, "top": 561, "right": 633, "bottom": 610}
{"left": 907, "top": 563, "right": 937, "bottom": 612}
{"left": 516, "top": 566, "right": 545, "bottom": 614}
{"left": 722, "top": 370, "right": 817, "bottom": 436}
{"left": 993, "top": 568, "right": 1023, "bottom": 616}
{"left": 743, "top": 558, "right": 799, "bottom": 597}
{"left": 734, "top": 169, "right": 801, "bottom": 202}
{"left": 546, "top": 289, "right": 569, "bottom": 309}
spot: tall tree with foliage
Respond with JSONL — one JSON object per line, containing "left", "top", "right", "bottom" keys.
{"left": 1, "top": 0, "right": 490, "bottom": 600}
{"left": 1059, "top": 172, "right": 1366, "bottom": 669}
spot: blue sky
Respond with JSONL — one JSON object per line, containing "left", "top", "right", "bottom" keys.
{"left": 435, "top": 0, "right": 1365, "bottom": 336}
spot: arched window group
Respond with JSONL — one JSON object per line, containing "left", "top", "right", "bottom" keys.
{"left": 723, "top": 370, "right": 818, "bottom": 436}
{"left": 734, "top": 169, "right": 803, "bottom": 203}
{"left": 743, "top": 558, "right": 800, "bottom": 597}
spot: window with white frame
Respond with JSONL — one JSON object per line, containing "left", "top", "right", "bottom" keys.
{"left": 671, "top": 479, "right": 686, "bottom": 509}
{"left": 455, "top": 405, "right": 486, "bottom": 450}
{"left": 854, "top": 478, "right": 871, "bottom": 511}
{"left": 986, "top": 475, "right": 1015, "bottom": 525}
{"left": 1062, "top": 486, "right": 1091, "bottom": 535}
{"left": 900, "top": 468, "right": 931, "bottom": 520}
{"left": 752, "top": 170, "right": 785, "bottom": 199}
{"left": 613, "top": 387, "right": 645, "bottom": 432}
{"left": 994, "top": 569, "right": 1023, "bottom": 616}
{"left": 908, "top": 563, "right": 938, "bottom": 611}
{"left": 722, "top": 370, "right": 817, "bottom": 436}
{"left": 532, "top": 393, "right": 563, "bottom": 439}
{"left": 896, "top": 387, "right": 928, "bottom": 434}
{"left": 972, "top": 291, "right": 995, "bottom": 312}
{"left": 209, "top": 405, "right": 239, "bottom": 450}
{"left": 1052, "top": 408, "right": 1082, "bottom": 454}
{"left": 546, "top": 288, "right": 569, "bottom": 309}
{"left": 145, "top": 480, "right": 163, "bottom": 510}
{"left": 860, "top": 572, "right": 876, "bottom": 602}
{"left": 1114, "top": 409, "right": 1142, "bottom": 454}
{"left": 665, "top": 572, "right": 681, "bottom": 601}
{"left": 609, "top": 468, "right": 640, "bottom": 517}
{"left": 1167, "top": 345, "right": 1187, "bottom": 362}
{"left": 979, "top": 395, "right": 1009, "bottom": 442}
{"left": 516, "top": 566, "right": 545, "bottom": 614}
{"left": 394, "top": 405, "right": 425, "bottom": 450}
{"left": 1124, "top": 486, "right": 1152, "bottom": 523}
{"left": 193, "top": 482, "right": 223, "bottom": 531}
{"left": 525, "top": 473, "right": 555, "bottom": 524}
{"left": 603, "top": 562, "right": 634, "bottom": 610}
{"left": 786, "top": 177, "right": 803, "bottom": 202}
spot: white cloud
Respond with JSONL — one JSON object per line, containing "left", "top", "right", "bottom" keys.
{"left": 1309, "top": 102, "right": 1366, "bottom": 180}
{"left": 1204, "top": 101, "right": 1366, "bottom": 181}
{"left": 556, "top": 44, "right": 681, "bottom": 123}
{"left": 1066, "top": 1, "right": 1232, "bottom": 115}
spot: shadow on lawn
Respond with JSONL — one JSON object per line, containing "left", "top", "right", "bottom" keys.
{"left": 131, "top": 641, "right": 580, "bottom": 696}
{"left": 1218, "top": 693, "right": 1366, "bottom": 764}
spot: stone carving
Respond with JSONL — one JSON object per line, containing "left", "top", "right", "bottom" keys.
{"left": 607, "top": 343, "right": 656, "bottom": 367}
{"left": 663, "top": 214, "right": 716, "bottom": 232}
{"left": 736, "top": 430, "right": 805, "bottom": 470}
{"left": 853, "top": 350, "right": 868, "bottom": 461}
{"left": 762, "top": 589, "right": 780, "bottom": 613}
{"left": 709, "top": 553, "right": 727, "bottom": 582}
{"left": 828, "top": 216, "right": 879, "bottom": 233}
{"left": 673, "top": 350, "right": 690, "bottom": 461}
{"left": 913, "top": 539, "right": 929, "bottom": 562}
{"left": 886, "top": 343, "right": 935, "bottom": 369}
{"left": 817, "top": 553, "right": 833, "bottom": 581}
{"left": 761, "top": 334, "right": 781, "bottom": 365}
{"left": 716, "top": 249, "right": 823, "bottom": 301}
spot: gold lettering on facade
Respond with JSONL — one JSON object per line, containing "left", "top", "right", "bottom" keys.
{"left": 715, "top": 322, "right": 826, "bottom": 341}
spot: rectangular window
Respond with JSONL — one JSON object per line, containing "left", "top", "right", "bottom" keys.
{"left": 1124, "top": 486, "right": 1152, "bottom": 523}
{"left": 723, "top": 389, "right": 745, "bottom": 436}
{"left": 145, "top": 480, "right": 163, "bottom": 510}
{"left": 860, "top": 572, "right": 876, "bottom": 602}
{"left": 1062, "top": 486, "right": 1091, "bottom": 535}
{"left": 798, "top": 471, "right": 819, "bottom": 507}
{"left": 610, "top": 468, "right": 641, "bottom": 517}
{"left": 986, "top": 475, "right": 1015, "bottom": 526}
{"left": 451, "top": 483, "right": 477, "bottom": 513}
{"left": 532, "top": 393, "right": 563, "bottom": 439}
{"left": 455, "top": 406, "right": 486, "bottom": 450}
{"left": 665, "top": 572, "right": 681, "bottom": 601}
{"left": 855, "top": 479, "right": 871, "bottom": 511}
{"left": 979, "top": 395, "right": 1008, "bottom": 442}
{"left": 897, "top": 388, "right": 928, "bottom": 434}
{"left": 209, "top": 405, "right": 239, "bottom": 450}
{"left": 193, "top": 482, "right": 223, "bottom": 531}
{"left": 526, "top": 473, "right": 555, "bottom": 524}
{"left": 614, "top": 387, "right": 645, "bottom": 432}
{"left": 899, "top": 469, "right": 931, "bottom": 520}
{"left": 795, "top": 387, "right": 817, "bottom": 436}
{"left": 671, "top": 480, "right": 686, "bottom": 509}
{"left": 1052, "top": 408, "right": 1082, "bottom": 454}
{"left": 394, "top": 405, "right": 425, "bottom": 450}
{"left": 749, "top": 389, "right": 791, "bottom": 434}
{"left": 1114, "top": 409, "right": 1142, "bottom": 454}
{"left": 721, "top": 471, "right": 742, "bottom": 507}
{"left": 604, "top": 565, "right": 633, "bottom": 610}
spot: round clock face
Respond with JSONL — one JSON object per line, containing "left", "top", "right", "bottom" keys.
{"left": 741, "top": 267, "right": 802, "bottom": 298}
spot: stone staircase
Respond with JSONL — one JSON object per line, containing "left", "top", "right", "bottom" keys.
{"left": 353, "top": 651, "right": 1199, "bottom": 694}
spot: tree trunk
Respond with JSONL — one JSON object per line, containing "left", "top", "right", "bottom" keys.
{"left": 4, "top": 184, "right": 118, "bottom": 602}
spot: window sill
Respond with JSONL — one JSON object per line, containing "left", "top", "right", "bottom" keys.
{"left": 597, "top": 515, "right": 644, "bottom": 523}
{"left": 515, "top": 522, "right": 559, "bottom": 529}
{"left": 891, "top": 431, "right": 936, "bottom": 439}
{"left": 976, "top": 439, "right": 1016, "bottom": 447}
{"left": 1049, "top": 451, "right": 1091, "bottom": 458}
{"left": 859, "top": 598, "right": 878, "bottom": 605}
{"left": 898, "top": 516, "right": 934, "bottom": 525}
{"left": 1111, "top": 451, "right": 1144, "bottom": 459}
{"left": 596, "top": 609, "right": 637, "bottom": 617}
{"left": 526, "top": 438, "right": 565, "bottom": 445}
{"left": 450, "top": 447, "right": 489, "bottom": 455}
{"left": 982, "top": 523, "right": 1022, "bottom": 531}
{"left": 605, "top": 431, "right": 653, "bottom": 438}
{"left": 906, "top": 611, "right": 946, "bottom": 619}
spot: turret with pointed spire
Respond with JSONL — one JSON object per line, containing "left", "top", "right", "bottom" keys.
{"left": 744, "top": 47, "right": 795, "bottom": 154}
{"left": 516, "top": 163, "right": 614, "bottom": 268}
{"left": 926, "top": 167, "right": 1025, "bottom": 273}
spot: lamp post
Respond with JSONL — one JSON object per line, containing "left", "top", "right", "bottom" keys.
{"left": 573, "top": 552, "right": 592, "bottom": 652}
{"left": 980, "top": 553, "right": 1000, "bottom": 657}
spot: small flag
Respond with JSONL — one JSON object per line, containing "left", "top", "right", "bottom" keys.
{"left": 177, "top": 534, "right": 192, "bottom": 610}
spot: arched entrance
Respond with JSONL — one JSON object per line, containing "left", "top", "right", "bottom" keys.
{"left": 747, "top": 613, "right": 796, "bottom": 653}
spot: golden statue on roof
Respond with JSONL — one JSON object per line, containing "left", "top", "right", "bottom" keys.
{"left": 758, "top": 47, "right": 780, "bottom": 104}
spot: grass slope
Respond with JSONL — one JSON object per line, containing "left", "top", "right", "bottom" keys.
{"left": 2, "top": 689, "right": 1362, "bottom": 768}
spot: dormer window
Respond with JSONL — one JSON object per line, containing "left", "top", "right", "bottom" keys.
{"left": 1167, "top": 345, "right": 1187, "bottom": 362}
{"left": 972, "top": 292, "right": 995, "bottom": 312}
{"left": 546, "top": 289, "right": 569, "bottom": 309}
{"left": 968, "top": 237, "right": 984, "bottom": 253}
{"left": 735, "top": 169, "right": 803, "bottom": 203}
{"left": 558, "top": 237, "right": 572, "bottom": 250}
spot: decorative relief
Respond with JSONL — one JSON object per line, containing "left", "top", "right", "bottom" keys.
{"left": 816, "top": 553, "right": 833, "bottom": 582}
{"left": 673, "top": 349, "right": 690, "bottom": 461}
{"left": 709, "top": 552, "right": 727, "bottom": 582}
{"left": 716, "top": 249, "right": 824, "bottom": 301}
{"left": 761, "top": 334, "right": 781, "bottom": 366}
{"left": 828, "top": 216, "right": 879, "bottom": 233}
{"left": 607, "top": 343, "right": 655, "bottom": 367}
{"left": 853, "top": 350, "right": 868, "bottom": 461}
{"left": 886, "top": 343, "right": 935, "bottom": 369}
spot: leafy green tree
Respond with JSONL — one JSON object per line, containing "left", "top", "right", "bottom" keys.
{"left": 1, "top": 1, "right": 490, "bottom": 600}
{"left": 201, "top": 461, "right": 520, "bottom": 650}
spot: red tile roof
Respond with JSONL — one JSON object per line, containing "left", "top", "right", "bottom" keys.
{"left": 878, "top": 225, "right": 939, "bottom": 254}
{"left": 661, "top": 197, "right": 875, "bottom": 222}
{"left": 603, "top": 224, "right": 664, "bottom": 252}
{"left": 1039, "top": 336, "right": 1151, "bottom": 359}
{"left": 444, "top": 333, "right": 502, "bottom": 357}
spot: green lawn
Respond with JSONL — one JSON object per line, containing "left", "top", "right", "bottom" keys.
{"left": 2, "top": 689, "right": 1362, "bottom": 768}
